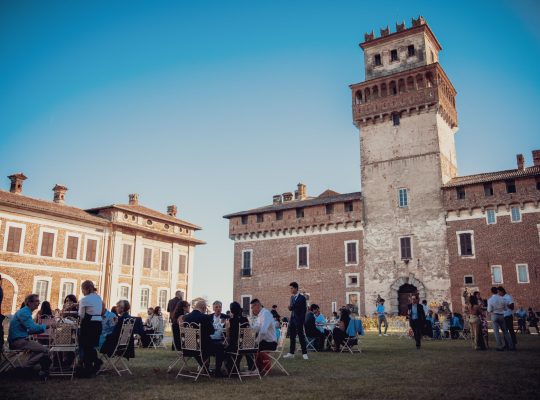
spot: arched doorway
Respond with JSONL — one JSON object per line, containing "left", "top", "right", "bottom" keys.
{"left": 0, "top": 273, "right": 19, "bottom": 315}
{"left": 398, "top": 284, "right": 417, "bottom": 315}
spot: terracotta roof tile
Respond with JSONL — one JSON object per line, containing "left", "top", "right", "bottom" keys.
{"left": 86, "top": 204, "right": 202, "bottom": 230}
{"left": 442, "top": 165, "right": 540, "bottom": 188}
{"left": 0, "top": 190, "right": 108, "bottom": 225}
{"left": 223, "top": 191, "right": 362, "bottom": 219}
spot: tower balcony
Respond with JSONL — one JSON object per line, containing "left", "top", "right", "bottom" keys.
{"left": 350, "top": 63, "right": 457, "bottom": 129}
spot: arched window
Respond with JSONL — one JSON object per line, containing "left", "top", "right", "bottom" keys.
{"left": 364, "top": 87, "right": 371, "bottom": 102}
{"left": 389, "top": 81, "right": 397, "bottom": 95}
{"left": 355, "top": 90, "right": 362, "bottom": 104}
{"left": 380, "top": 82, "right": 388, "bottom": 97}
{"left": 406, "top": 76, "right": 415, "bottom": 91}
{"left": 372, "top": 85, "right": 379, "bottom": 98}
{"left": 398, "top": 79, "right": 406, "bottom": 93}
{"left": 416, "top": 74, "right": 425, "bottom": 89}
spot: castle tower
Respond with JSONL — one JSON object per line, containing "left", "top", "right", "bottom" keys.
{"left": 350, "top": 17, "right": 458, "bottom": 315}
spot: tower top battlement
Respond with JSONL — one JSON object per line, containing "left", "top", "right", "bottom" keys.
{"left": 361, "top": 16, "right": 440, "bottom": 49}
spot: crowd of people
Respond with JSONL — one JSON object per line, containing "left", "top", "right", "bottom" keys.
{"left": 1, "top": 275, "right": 539, "bottom": 380}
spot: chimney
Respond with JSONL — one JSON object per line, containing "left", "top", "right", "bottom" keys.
{"left": 533, "top": 150, "right": 540, "bottom": 167}
{"left": 516, "top": 154, "right": 525, "bottom": 170}
{"left": 52, "top": 184, "right": 68, "bottom": 204}
{"left": 8, "top": 173, "right": 27, "bottom": 194}
{"left": 282, "top": 192, "right": 293, "bottom": 202}
{"left": 167, "top": 205, "right": 177, "bottom": 217}
{"left": 128, "top": 193, "right": 139, "bottom": 205}
{"left": 273, "top": 195, "right": 282, "bottom": 205}
{"left": 297, "top": 183, "right": 307, "bottom": 200}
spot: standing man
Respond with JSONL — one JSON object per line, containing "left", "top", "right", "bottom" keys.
{"left": 167, "top": 290, "right": 183, "bottom": 322}
{"left": 376, "top": 299, "right": 388, "bottom": 337}
{"left": 283, "top": 282, "right": 308, "bottom": 359}
{"left": 498, "top": 286, "right": 517, "bottom": 348}
{"left": 407, "top": 295, "right": 425, "bottom": 350}
{"left": 487, "top": 286, "right": 514, "bottom": 351}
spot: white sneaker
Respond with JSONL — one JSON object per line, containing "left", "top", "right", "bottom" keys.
{"left": 384, "top": 334, "right": 388, "bottom": 337}
{"left": 378, "top": 334, "right": 382, "bottom": 336}
{"left": 283, "top": 353, "right": 294, "bottom": 359}
{"left": 302, "top": 354, "right": 309, "bottom": 360}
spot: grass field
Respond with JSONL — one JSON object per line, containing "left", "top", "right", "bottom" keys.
{"left": 1, "top": 333, "right": 539, "bottom": 400}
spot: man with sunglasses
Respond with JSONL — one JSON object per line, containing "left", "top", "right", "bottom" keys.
{"left": 8, "top": 294, "right": 52, "bottom": 378}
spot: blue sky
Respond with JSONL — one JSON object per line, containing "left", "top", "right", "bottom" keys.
{"left": 1, "top": 0, "right": 539, "bottom": 307}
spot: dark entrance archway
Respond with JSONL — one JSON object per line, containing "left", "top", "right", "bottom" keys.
{"left": 398, "top": 284, "right": 417, "bottom": 316}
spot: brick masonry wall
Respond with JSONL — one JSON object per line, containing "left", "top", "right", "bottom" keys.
{"left": 232, "top": 230, "right": 364, "bottom": 317}
{"left": 446, "top": 211, "right": 540, "bottom": 312}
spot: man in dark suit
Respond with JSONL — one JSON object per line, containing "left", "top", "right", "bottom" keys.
{"left": 167, "top": 290, "right": 183, "bottom": 322}
{"left": 283, "top": 281, "right": 308, "bottom": 359}
{"left": 184, "top": 300, "right": 225, "bottom": 377}
{"left": 408, "top": 295, "right": 426, "bottom": 350}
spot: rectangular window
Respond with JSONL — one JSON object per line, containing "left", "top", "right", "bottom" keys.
{"left": 456, "top": 186, "right": 466, "bottom": 200}
{"left": 400, "top": 237, "right": 412, "bottom": 260}
{"left": 143, "top": 248, "right": 152, "bottom": 269}
{"left": 161, "top": 251, "right": 169, "bottom": 271}
{"left": 241, "top": 295, "right": 252, "bottom": 317}
{"left": 398, "top": 188, "right": 408, "bottom": 207}
{"left": 344, "top": 201, "right": 354, "bottom": 212}
{"left": 256, "top": 214, "right": 264, "bottom": 223}
{"left": 491, "top": 266, "right": 503, "bottom": 284}
{"left": 346, "top": 273, "right": 360, "bottom": 288}
{"left": 140, "top": 288, "right": 150, "bottom": 309}
{"left": 484, "top": 183, "right": 493, "bottom": 197}
{"left": 66, "top": 236, "right": 79, "bottom": 260}
{"left": 458, "top": 233, "right": 473, "bottom": 256}
{"left": 325, "top": 204, "right": 334, "bottom": 215}
{"left": 6, "top": 226, "right": 23, "bottom": 253}
{"left": 120, "top": 285, "right": 130, "bottom": 300}
{"left": 36, "top": 280, "right": 49, "bottom": 301}
{"left": 407, "top": 44, "right": 415, "bottom": 57}
{"left": 85, "top": 238, "right": 97, "bottom": 262}
{"left": 374, "top": 53, "right": 382, "bottom": 66}
{"left": 536, "top": 177, "right": 540, "bottom": 191}
{"left": 41, "top": 232, "right": 55, "bottom": 257}
{"left": 511, "top": 206, "right": 521, "bottom": 222}
{"left": 122, "top": 244, "right": 132, "bottom": 266}
{"left": 241, "top": 250, "right": 252, "bottom": 276}
{"left": 392, "top": 113, "right": 400, "bottom": 126}
{"left": 345, "top": 241, "right": 358, "bottom": 264}
{"left": 506, "top": 179, "right": 516, "bottom": 193}
{"left": 486, "top": 209, "right": 496, "bottom": 225}
{"left": 332, "top": 302, "right": 337, "bottom": 313}
{"left": 296, "top": 208, "right": 304, "bottom": 219}
{"left": 390, "top": 49, "right": 398, "bottom": 61}
{"left": 276, "top": 211, "right": 283, "bottom": 221}
{"left": 241, "top": 215, "right": 248, "bottom": 225}
{"left": 61, "top": 281, "right": 75, "bottom": 302}
{"left": 297, "top": 245, "right": 309, "bottom": 268}
{"left": 516, "top": 264, "right": 529, "bottom": 283}
{"left": 464, "top": 276, "right": 474, "bottom": 285}
{"left": 158, "top": 289, "right": 168, "bottom": 310}
{"left": 179, "top": 254, "right": 187, "bottom": 274}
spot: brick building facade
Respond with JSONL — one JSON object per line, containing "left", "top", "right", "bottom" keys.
{"left": 225, "top": 17, "right": 540, "bottom": 316}
{"left": 0, "top": 173, "right": 204, "bottom": 317}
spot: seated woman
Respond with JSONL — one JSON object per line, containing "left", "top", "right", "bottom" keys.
{"left": 62, "top": 294, "right": 79, "bottom": 319}
{"left": 99, "top": 306, "right": 118, "bottom": 349}
{"left": 140, "top": 307, "right": 155, "bottom": 348}
{"left": 36, "top": 300, "right": 53, "bottom": 322}
{"left": 171, "top": 301, "right": 190, "bottom": 351}
{"left": 432, "top": 313, "right": 441, "bottom": 339}
{"left": 224, "top": 301, "right": 252, "bottom": 372}
{"left": 332, "top": 308, "right": 351, "bottom": 351}
{"left": 100, "top": 300, "right": 145, "bottom": 360}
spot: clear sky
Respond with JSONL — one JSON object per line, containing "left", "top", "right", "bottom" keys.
{"left": 1, "top": 0, "right": 539, "bottom": 307}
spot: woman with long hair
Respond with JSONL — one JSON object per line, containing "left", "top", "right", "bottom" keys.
{"left": 469, "top": 294, "right": 486, "bottom": 350}
{"left": 332, "top": 308, "right": 351, "bottom": 351}
{"left": 171, "top": 301, "right": 190, "bottom": 351}
{"left": 36, "top": 300, "right": 53, "bottom": 322}
{"left": 224, "top": 301, "right": 251, "bottom": 372}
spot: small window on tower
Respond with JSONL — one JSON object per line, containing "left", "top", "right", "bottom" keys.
{"left": 483, "top": 183, "right": 493, "bottom": 197}
{"left": 344, "top": 201, "right": 354, "bottom": 212}
{"left": 241, "top": 216, "right": 248, "bottom": 225}
{"left": 464, "top": 276, "right": 474, "bottom": 285}
{"left": 505, "top": 180, "right": 516, "bottom": 194}
{"left": 408, "top": 45, "right": 415, "bottom": 57}
{"left": 276, "top": 211, "right": 283, "bottom": 221}
{"left": 390, "top": 49, "right": 399, "bottom": 62}
{"left": 536, "top": 177, "right": 540, "bottom": 190}
{"left": 256, "top": 214, "right": 264, "bottom": 223}
{"left": 456, "top": 186, "right": 466, "bottom": 200}
{"left": 392, "top": 113, "right": 400, "bottom": 126}
{"left": 374, "top": 54, "right": 382, "bottom": 66}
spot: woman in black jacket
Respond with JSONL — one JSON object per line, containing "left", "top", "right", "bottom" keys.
{"left": 224, "top": 301, "right": 252, "bottom": 372}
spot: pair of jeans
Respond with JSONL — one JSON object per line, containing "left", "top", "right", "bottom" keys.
{"left": 491, "top": 314, "right": 514, "bottom": 349}
{"left": 378, "top": 315, "right": 388, "bottom": 334}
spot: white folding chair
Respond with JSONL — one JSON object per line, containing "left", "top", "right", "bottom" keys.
{"left": 175, "top": 322, "right": 211, "bottom": 382}
{"left": 48, "top": 322, "right": 78, "bottom": 379}
{"left": 261, "top": 323, "right": 289, "bottom": 377}
{"left": 305, "top": 336, "right": 318, "bottom": 352}
{"left": 147, "top": 318, "right": 166, "bottom": 349}
{"left": 226, "top": 323, "right": 260, "bottom": 382}
{"left": 98, "top": 318, "right": 135, "bottom": 376}
{"left": 0, "top": 344, "right": 26, "bottom": 373}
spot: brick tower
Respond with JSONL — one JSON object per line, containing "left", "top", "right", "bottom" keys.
{"left": 350, "top": 17, "right": 458, "bottom": 315}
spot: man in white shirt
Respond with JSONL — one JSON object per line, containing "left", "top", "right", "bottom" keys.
{"left": 499, "top": 286, "right": 517, "bottom": 349}
{"left": 250, "top": 299, "right": 277, "bottom": 351}
{"left": 487, "top": 286, "right": 514, "bottom": 351}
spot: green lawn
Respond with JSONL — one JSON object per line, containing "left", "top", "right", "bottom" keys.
{"left": 2, "top": 333, "right": 540, "bottom": 400}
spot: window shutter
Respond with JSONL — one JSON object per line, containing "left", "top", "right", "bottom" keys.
{"left": 86, "top": 239, "right": 97, "bottom": 262}
{"left": 41, "top": 232, "right": 54, "bottom": 257}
